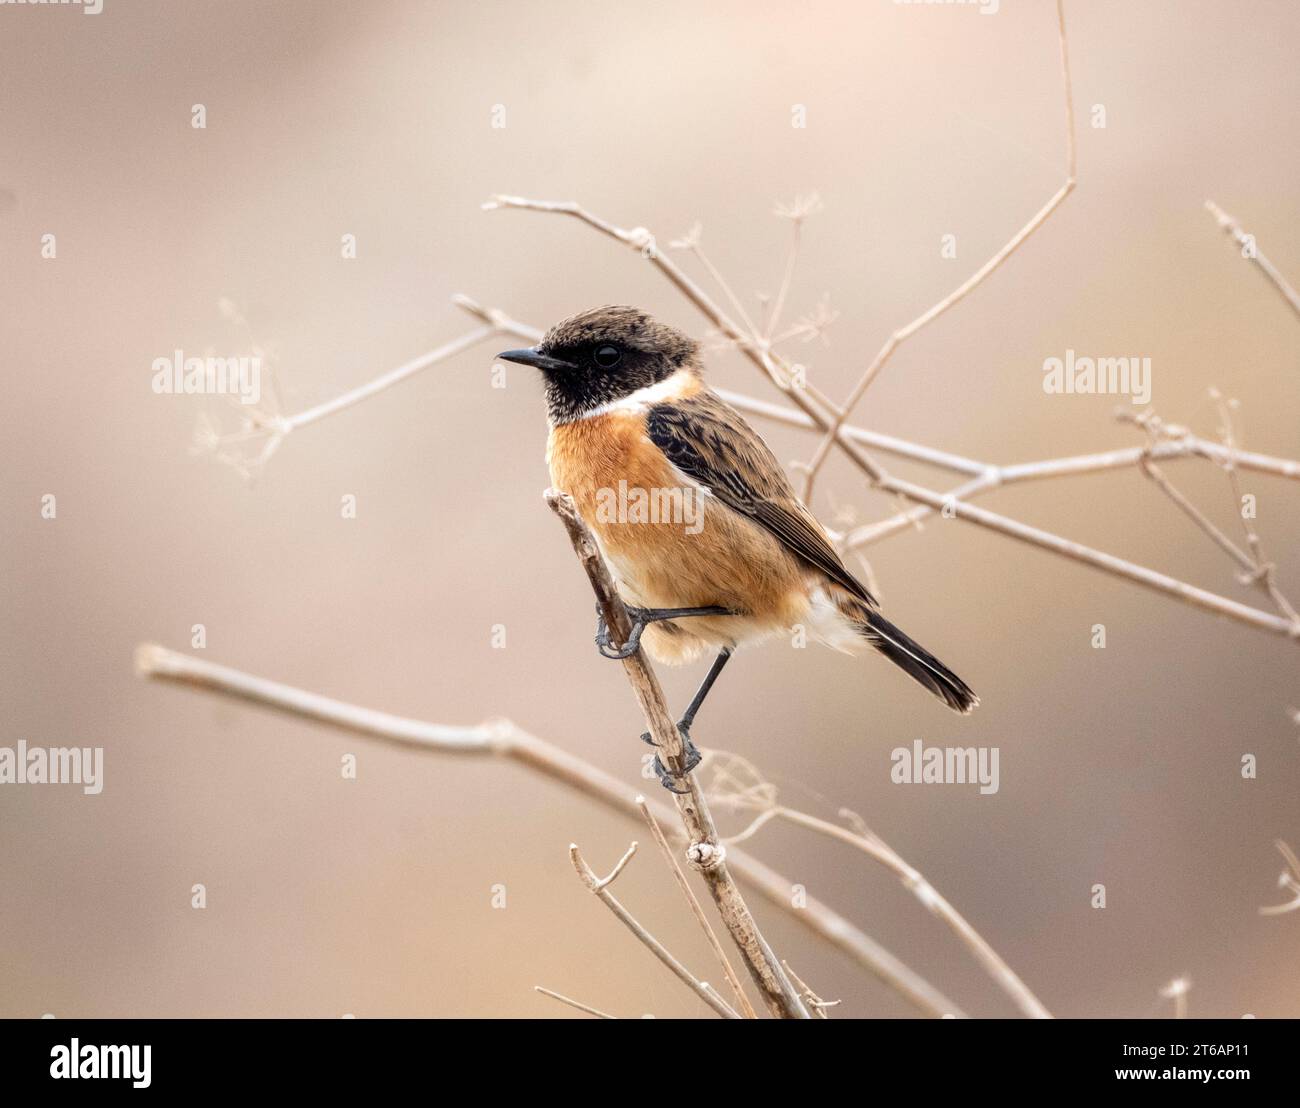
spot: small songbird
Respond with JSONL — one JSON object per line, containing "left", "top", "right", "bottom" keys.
{"left": 498, "top": 306, "right": 976, "bottom": 789}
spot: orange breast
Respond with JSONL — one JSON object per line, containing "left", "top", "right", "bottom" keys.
{"left": 547, "top": 412, "right": 807, "bottom": 625}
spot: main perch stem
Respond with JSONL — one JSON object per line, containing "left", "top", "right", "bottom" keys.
{"left": 543, "top": 489, "right": 811, "bottom": 1019}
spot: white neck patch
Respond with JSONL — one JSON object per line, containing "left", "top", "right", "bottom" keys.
{"left": 559, "top": 368, "right": 696, "bottom": 423}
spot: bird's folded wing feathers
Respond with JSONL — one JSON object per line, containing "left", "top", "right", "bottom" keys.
{"left": 645, "top": 391, "right": 877, "bottom": 607}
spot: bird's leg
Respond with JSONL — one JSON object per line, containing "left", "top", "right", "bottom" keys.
{"left": 641, "top": 648, "right": 733, "bottom": 792}
{"left": 594, "top": 604, "right": 733, "bottom": 660}
{"left": 677, "top": 646, "right": 733, "bottom": 733}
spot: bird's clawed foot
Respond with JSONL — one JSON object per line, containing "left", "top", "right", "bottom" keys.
{"left": 594, "top": 605, "right": 733, "bottom": 660}
{"left": 639, "top": 724, "right": 702, "bottom": 793}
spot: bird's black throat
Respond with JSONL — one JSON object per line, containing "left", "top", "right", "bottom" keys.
{"left": 539, "top": 349, "right": 677, "bottom": 424}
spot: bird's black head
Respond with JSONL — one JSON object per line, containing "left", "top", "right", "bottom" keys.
{"left": 497, "top": 306, "right": 700, "bottom": 424}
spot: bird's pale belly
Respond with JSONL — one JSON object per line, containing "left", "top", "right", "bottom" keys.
{"left": 548, "top": 411, "right": 811, "bottom": 663}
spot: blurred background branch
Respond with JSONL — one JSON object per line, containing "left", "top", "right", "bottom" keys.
{"left": 133, "top": 642, "right": 968, "bottom": 1017}
{"left": 1204, "top": 199, "right": 1300, "bottom": 320}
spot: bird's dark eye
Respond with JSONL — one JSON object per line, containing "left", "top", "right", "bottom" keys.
{"left": 593, "top": 345, "right": 622, "bottom": 369}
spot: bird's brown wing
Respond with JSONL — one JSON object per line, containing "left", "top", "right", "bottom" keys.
{"left": 646, "top": 390, "right": 877, "bottom": 607}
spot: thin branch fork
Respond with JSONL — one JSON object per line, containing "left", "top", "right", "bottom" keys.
{"left": 1137, "top": 449, "right": 1299, "bottom": 626}
{"left": 800, "top": 0, "right": 1077, "bottom": 499}
{"left": 638, "top": 796, "right": 757, "bottom": 1018}
{"left": 782, "top": 960, "right": 840, "bottom": 1019}
{"left": 708, "top": 752, "right": 1049, "bottom": 1019}
{"left": 569, "top": 842, "right": 741, "bottom": 1018}
{"left": 194, "top": 296, "right": 543, "bottom": 475}
{"left": 544, "top": 490, "right": 811, "bottom": 1019}
{"left": 1210, "top": 392, "right": 1300, "bottom": 625}
{"left": 786, "top": 807, "right": 1051, "bottom": 1019}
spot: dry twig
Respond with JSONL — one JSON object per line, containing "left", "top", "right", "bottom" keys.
{"left": 1205, "top": 200, "right": 1300, "bottom": 320}
{"left": 799, "top": 0, "right": 1077, "bottom": 500}
{"left": 533, "top": 986, "right": 618, "bottom": 1020}
{"left": 705, "top": 753, "right": 1051, "bottom": 1019}
{"left": 782, "top": 960, "right": 840, "bottom": 1019}
{"left": 193, "top": 297, "right": 534, "bottom": 476}
{"left": 1132, "top": 404, "right": 1299, "bottom": 626}
{"left": 637, "top": 796, "right": 757, "bottom": 1018}
{"left": 569, "top": 842, "right": 740, "bottom": 1019}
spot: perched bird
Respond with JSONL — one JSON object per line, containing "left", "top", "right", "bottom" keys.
{"left": 498, "top": 306, "right": 976, "bottom": 788}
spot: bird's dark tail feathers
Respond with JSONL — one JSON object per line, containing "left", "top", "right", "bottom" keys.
{"left": 857, "top": 607, "right": 978, "bottom": 714}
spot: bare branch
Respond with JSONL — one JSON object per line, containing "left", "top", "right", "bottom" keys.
{"left": 193, "top": 296, "right": 540, "bottom": 476}
{"left": 684, "top": 238, "right": 766, "bottom": 340}
{"left": 878, "top": 471, "right": 1300, "bottom": 638}
{"left": 762, "top": 198, "right": 813, "bottom": 341}
{"left": 637, "top": 796, "right": 758, "bottom": 1018}
{"left": 841, "top": 473, "right": 997, "bottom": 549}
{"left": 782, "top": 960, "right": 841, "bottom": 1019}
{"left": 778, "top": 807, "right": 1051, "bottom": 1019}
{"left": 1133, "top": 407, "right": 1299, "bottom": 627}
{"left": 1260, "top": 840, "right": 1300, "bottom": 917}
{"left": 283, "top": 326, "right": 494, "bottom": 432}
{"left": 534, "top": 985, "right": 619, "bottom": 1019}
{"left": 1210, "top": 391, "right": 1300, "bottom": 624}
{"left": 705, "top": 753, "right": 1050, "bottom": 1018}
{"left": 1138, "top": 454, "right": 1255, "bottom": 572}
{"left": 1205, "top": 199, "right": 1300, "bottom": 320}
{"left": 544, "top": 490, "right": 810, "bottom": 1019}
{"left": 798, "top": 0, "right": 1077, "bottom": 499}
{"left": 569, "top": 842, "right": 740, "bottom": 1019}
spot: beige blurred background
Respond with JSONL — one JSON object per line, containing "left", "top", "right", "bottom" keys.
{"left": 2, "top": 0, "right": 1298, "bottom": 1019}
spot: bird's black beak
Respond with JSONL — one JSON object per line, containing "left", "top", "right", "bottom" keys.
{"left": 496, "top": 347, "right": 577, "bottom": 372}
